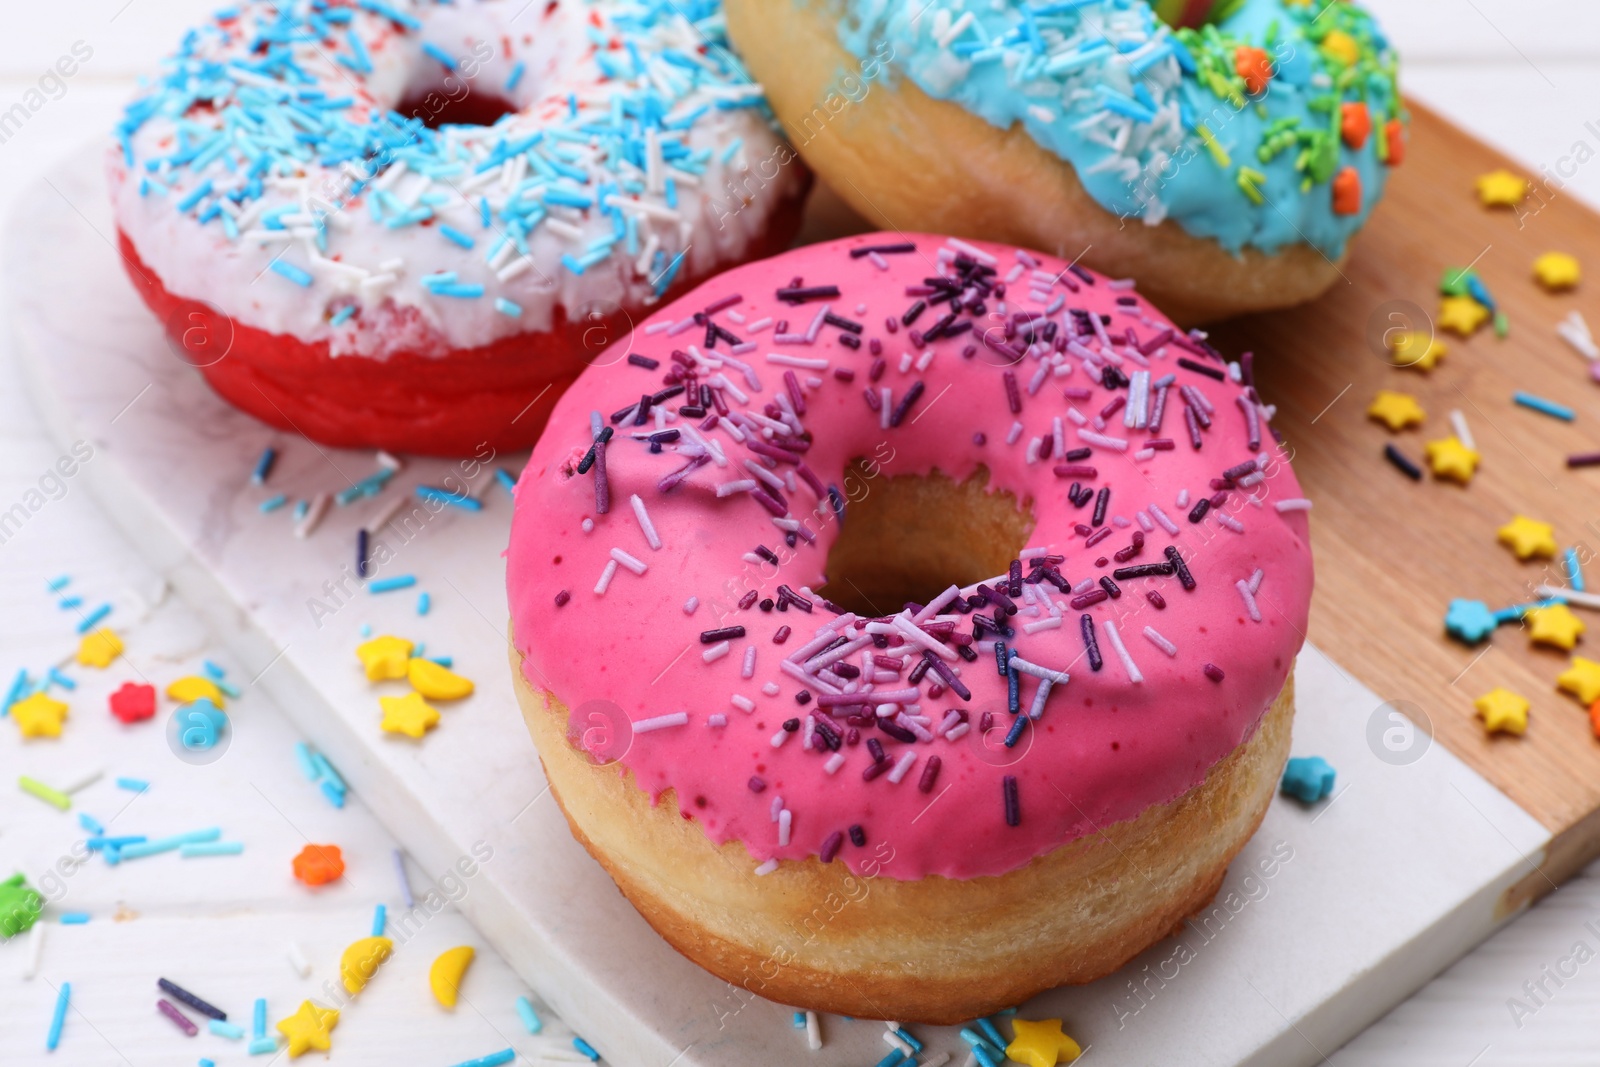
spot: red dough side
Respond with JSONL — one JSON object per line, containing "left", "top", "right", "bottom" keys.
{"left": 114, "top": 187, "right": 808, "bottom": 455}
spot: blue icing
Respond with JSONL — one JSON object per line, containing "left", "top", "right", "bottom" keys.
{"left": 832, "top": 0, "right": 1401, "bottom": 259}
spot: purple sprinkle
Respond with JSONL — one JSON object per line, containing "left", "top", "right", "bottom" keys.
{"left": 1080, "top": 614, "right": 1103, "bottom": 671}
{"left": 1178, "top": 356, "right": 1226, "bottom": 381}
{"left": 773, "top": 626, "right": 791, "bottom": 644}
{"left": 784, "top": 370, "right": 806, "bottom": 415}
{"left": 1070, "top": 589, "right": 1108, "bottom": 610}
{"left": 702, "top": 292, "right": 742, "bottom": 315}
{"left": 820, "top": 831, "right": 844, "bottom": 863}
{"left": 1188, "top": 498, "right": 1211, "bottom": 523}
{"left": 1165, "top": 546, "right": 1196, "bottom": 590}
{"left": 738, "top": 590, "right": 759, "bottom": 610}
{"left": 554, "top": 589, "right": 570, "bottom": 607}
{"left": 848, "top": 824, "right": 867, "bottom": 846}
{"left": 1053, "top": 464, "right": 1097, "bottom": 479}
{"left": 700, "top": 626, "right": 746, "bottom": 644}
{"left": 1147, "top": 589, "right": 1167, "bottom": 610}
{"left": 1002, "top": 775, "right": 1020, "bottom": 827}
{"left": 918, "top": 755, "right": 942, "bottom": 794}
{"left": 889, "top": 381, "right": 925, "bottom": 427}
{"left": 592, "top": 439, "right": 611, "bottom": 514}
{"left": 862, "top": 388, "right": 882, "bottom": 412}
{"left": 1002, "top": 369, "right": 1022, "bottom": 414}
{"left": 1204, "top": 663, "right": 1225, "bottom": 682}
{"left": 627, "top": 354, "right": 659, "bottom": 370}
{"left": 776, "top": 285, "right": 840, "bottom": 304}
{"left": 157, "top": 998, "right": 199, "bottom": 1036}
{"left": 748, "top": 776, "right": 767, "bottom": 793}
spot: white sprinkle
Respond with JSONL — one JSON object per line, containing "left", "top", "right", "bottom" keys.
{"left": 628, "top": 494, "right": 662, "bottom": 550}
{"left": 778, "top": 808, "right": 792, "bottom": 847}
{"left": 1052, "top": 416, "right": 1065, "bottom": 457}
{"left": 886, "top": 751, "right": 917, "bottom": 784}
{"left": 683, "top": 596, "right": 699, "bottom": 614}
{"left": 634, "top": 712, "right": 689, "bottom": 733}
{"left": 1176, "top": 489, "right": 1190, "bottom": 508}
{"left": 1026, "top": 437, "right": 1042, "bottom": 464}
{"left": 1147, "top": 503, "right": 1180, "bottom": 535}
{"left": 295, "top": 492, "right": 332, "bottom": 539}
{"left": 742, "top": 645, "right": 757, "bottom": 679}
{"left": 581, "top": 517, "right": 595, "bottom": 533}
{"left": 703, "top": 640, "right": 731, "bottom": 663}
{"left": 1027, "top": 678, "right": 1054, "bottom": 720}
{"left": 747, "top": 316, "right": 773, "bottom": 333}
{"left": 880, "top": 386, "right": 892, "bottom": 430}
{"left": 610, "top": 547, "right": 647, "bottom": 575}
{"left": 913, "top": 584, "right": 962, "bottom": 623}
{"left": 885, "top": 1029, "right": 915, "bottom": 1056}
{"left": 946, "top": 237, "right": 996, "bottom": 264}
{"left": 916, "top": 349, "right": 935, "bottom": 372}
{"left": 770, "top": 727, "right": 790, "bottom": 748}
{"left": 945, "top": 722, "right": 971, "bottom": 742}
{"left": 1077, "top": 429, "right": 1129, "bottom": 451}
{"left": 754, "top": 859, "right": 779, "bottom": 876}
{"left": 823, "top": 752, "right": 847, "bottom": 775}
{"left": 1449, "top": 409, "right": 1476, "bottom": 451}
{"left": 1143, "top": 626, "right": 1178, "bottom": 657}
{"left": 1274, "top": 498, "right": 1313, "bottom": 513}
{"left": 1216, "top": 512, "right": 1244, "bottom": 533}
{"left": 806, "top": 1011, "right": 823, "bottom": 1051}
{"left": 1136, "top": 510, "right": 1155, "bottom": 532}
{"left": 287, "top": 941, "right": 312, "bottom": 977}
{"left": 57, "top": 767, "right": 104, "bottom": 794}
{"left": 364, "top": 492, "right": 409, "bottom": 536}
{"left": 893, "top": 614, "right": 958, "bottom": 660}
{"left": 1235, "top": 580, "right": 1262, "bottom": 622}
{"left": 1102, "top": 620, "right": 1143, "bottom": 684}
{"left": 594, "top": 559, "right": 618, "bottom": 595}
{"left": 23, "top": 922, "right": 45, "bottom": 979}
{"left": 897, "top": 351, "right": 914, "bottom": 373}
{"left": 707, "top": 714, "right": 727, "bottom": 728}
{"left": 1022, "top": 617, "right": 1062, "bottom": 634}
{"left": 1537, "top": 584, "right": 1600, "bottom": 610}
{"left": 731, "top": 694, "right": 755, "bottom": 713}
{"left": 1007, "top": 655, "right": 1070, "bottom": 684}
{"left": 766, "top": 352, "right": 829, "bottom": 370}
{"left": 869, "top": 251, "right": 889, "bottom": 270}
{"left": 1006, "top": 420, "right": 1025, "bottom": 445}
{"left": 1249, "top": 568, "right": 1265, "bottom": 594}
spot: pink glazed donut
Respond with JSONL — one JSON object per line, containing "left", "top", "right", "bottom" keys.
{"left": 506, "top": 233, "right": 1312, "bottom": 1023}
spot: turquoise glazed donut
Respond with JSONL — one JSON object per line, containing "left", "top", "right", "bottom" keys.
{"left": 726, "top": 0, "right": 1403, "bottom": 320}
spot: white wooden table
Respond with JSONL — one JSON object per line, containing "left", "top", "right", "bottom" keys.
{"left": 3, "top": 2, "right": 1600, "bottom": 1064}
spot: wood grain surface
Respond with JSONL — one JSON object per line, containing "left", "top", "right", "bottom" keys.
{"left": 1210, "top": 102, "right": 1600, "bottom": 876}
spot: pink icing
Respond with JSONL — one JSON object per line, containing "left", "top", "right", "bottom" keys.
{"left": 507, "top": 233, "right": 1313, "bottom": 882}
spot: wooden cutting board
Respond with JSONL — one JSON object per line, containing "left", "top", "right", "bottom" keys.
{"left": 1210, "top": 100, "right": 1600, "bottom": 905}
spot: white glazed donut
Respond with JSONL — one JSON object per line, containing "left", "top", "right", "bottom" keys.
{"left": 108, "top": 0, "right": 809, "bottom": 454}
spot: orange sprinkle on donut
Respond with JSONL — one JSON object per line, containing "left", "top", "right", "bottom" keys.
{"left": 1384, "top": 119, "right": 1407, "bottom": 166}
{"left": 1341, "top": 102, "right": 1371, "bottom": 149}
{"left": 1332, "top": 167, "right": 1363, "bottom": 216}
{"left": 1233, "top": 46, "right": 1273, "bottom": 96}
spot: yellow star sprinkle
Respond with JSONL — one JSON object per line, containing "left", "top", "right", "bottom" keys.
{"left": 1528, "top": 603, "right": 1586, "bottom": 651}
{"left": 1438, "top": 296, "right": 1490, "bottom": 337}
{"left": 276, "top": 1000, "right": 339, "bottom": 1058}
{"left": 1366, "top": 390, "right": 1425, "bottom": 431}
{"left": 166, "top": 676, "right": 224, "bottom": 706}
{"left": 1534, "top": 252, "right": 1581, "bottom": 291}
{"left": 1476, "top": 168, "right": 1527, "bottom": 208}
{"left": 1389, "top": 329, "right": 1447, "bottom": 371}
{"left": 379, "top": 691, "right": 439, "bottom": 739}
{"left": 1558, "top": 657, "right": 1600, "bottom": 705}
{"left": 1006, "top": 1018, "right": 1082, "bottom": 1067}
{"left": 1498, "top": 515, "right": 1558, "bottom": 560}
{"left": 407, "top": 658, "right": 475, "bottom": 701}
{"left": 11, "top": 692, "right": 68, "bottom": 739}
{"left": 356, "top": 635, "right": 413, "bottom": 682}
{"left": 1424, "top": 437, "right": 1480, "bottom": 484}
{"left": 1474, "top": 688, "right": 1529, "bottom": 736}
{"left": 74, "top": 628, "right": 123, "bottom": 669}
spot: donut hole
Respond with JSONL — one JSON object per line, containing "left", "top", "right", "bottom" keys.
{"left": 394, "top": 87, "right": 517, "bottom": 130}
{"left": 818, "top": 463, "right": 1034, "bottom": 617}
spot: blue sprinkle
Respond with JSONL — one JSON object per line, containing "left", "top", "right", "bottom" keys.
{"left": 59, "top": 912, "right": 90, "bottom": 925}
{"left": 46, "top": 982, "right": 70, "bottom": 1051}
{"left": 47, "top": 575, "right": 71, "bottom": 591}
{"left": 421, "top": 42, "right": 458, "bottom": 70}
{"left": 506, "top": 61, "right": 525, "bottom": 92}
{"left": 176, "top": 179, "right": 214, "bottom": 213}
{"left": 3, "top": 669, "right": 29, "bottom": 714}
{"left": 572, "top": 1037, "right": 601, "bottom": 1062}
{"left": 445, "top": 1051, "right": 515, "bottom": 1067}
{"left": 416, "top": 486, "right": 483, "bottom": 511}
{"left": 356, "top": 0, "right": 420, "bottom": 30}
{"left": 203, "top": 660, "right": 227, "bottom": 680}
{"left": 59, "top": 597, "right": 82, "bottom": 609}
{"left": 792, "top": 1012, "right": 805, "bottom": 1028}
{"left": 515, "top": 996, "right": 543, "bottom": 1034}
{"left": 875, "top": 1050, "right": 907, "bottom": 1067}
{"left": 259, "top": 494, "right": 288, "bottom": 513}
{"left": 295, "top": 742, "right": 320, "bottom": 781}
{"left": 976, "top": 1018, "right": 1007, "bottom": 1050}
{"left": 1514, "top": 391, "right": 1575, "bottom": 421}
{"left": 78, "top": 812, "right": 105, "bottom": 835}
{"left": 495, "top": 468, "right": 517, "bottom": 496}
{"left": 368, "top": 575, "right": 417, "bottom": 593}
{"left": 77, "top": 604, "right": 112, "bottom": 634}
{"left": 321, "top": 780, "right": 347, "bottom": 809}
{"left": 208, "top": 1018, "right": 245, "bottom": 1040}
{"left": 251, "top": 447, "right": 277, "bottom": 485}
{"left": 664, "top": 176, "right": 678, "bottom": 209}
{"left": 1568, "top": 547, "right": 1586, "bottom": 592}
{"left": 329, "top": 304, "right": 357, "bottom": 327}
{"left": 417, "top": 592, "right": 431, "bottom": 616}
{"left": 1281, "top": 755, "right": 1337, "bottom": 804}
{"left": 269, "top": 260, "right": 314, "bottom": 287}
{"left": 116, "top": 777, "right": 150, "bottom": 792}
{"left": 494, "top": 297, "right": 522, "bottom": 318}
{"left": 371, "top": 903, "right": 387, "bottom": 936}
{"left": 439, "top": 224, "right": 476, "bottom": 249}
{"left": 430, "top": 282, "right": 486, "bottom": 299}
